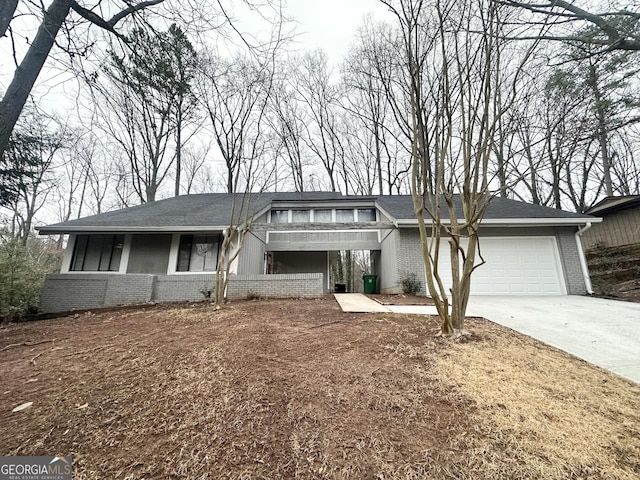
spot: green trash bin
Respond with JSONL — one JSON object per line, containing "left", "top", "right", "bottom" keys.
{"left": 363, "top": 274, "right": 378, "bottom": 294}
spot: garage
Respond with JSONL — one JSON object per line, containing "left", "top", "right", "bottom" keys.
{"left": 435, "top": 237, "right": 567, "bottom": 295}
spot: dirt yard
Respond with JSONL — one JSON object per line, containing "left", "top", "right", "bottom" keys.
{"left": 1, "top": 297, "right": 639, "bottom": 479}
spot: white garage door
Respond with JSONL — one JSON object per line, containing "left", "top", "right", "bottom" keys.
{"left": 434, "top": 237, "right": 567, "bottom": 295}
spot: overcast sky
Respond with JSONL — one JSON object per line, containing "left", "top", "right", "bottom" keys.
{"left": 284, "top": 0, "right": 392, "bottom": 61}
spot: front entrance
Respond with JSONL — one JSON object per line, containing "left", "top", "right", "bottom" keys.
{"left": 264, "top": 228, "right": 384, "bottom": 293}
{"left": 266, "top": 250, "right": 380, "bottom": 293}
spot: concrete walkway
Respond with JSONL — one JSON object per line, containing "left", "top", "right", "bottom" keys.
{"left": 334, "top": 293, "right": 440, "bottom": 314}
{"left": 333, "top": 293, "right": 390, "bottom": 313}
{"left": 333, "top": 293, "right": 438, "bottom": 315}
{"left": 467, "top": 296, "right": 640, "bottom": 384}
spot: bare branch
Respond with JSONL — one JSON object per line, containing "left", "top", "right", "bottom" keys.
{"left": 498, "top": 0, "right": 640, "bottom": 51}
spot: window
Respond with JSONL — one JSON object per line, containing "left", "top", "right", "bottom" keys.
{"left": 357, "top": 208, "right": 376, "bottom": 222}
{"left": 71, "top": 234, "right": 124, "bottom": 272}
{"left": 336, "top": 209, "right": 354, "bottom": 222}
{"left": 176, "top": 235, "right": 220, "bottom": 272}
{"left": 271, "top": 210, "right": 289, "bottom": 223}
{"left": 314, "top": 209, "right": 333, "bottom": 222}
{"left": 291, "top": 210, "right": 310, "bottom": 223}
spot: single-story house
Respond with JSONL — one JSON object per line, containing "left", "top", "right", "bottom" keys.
{"left": 581, "top": 195, "right": 640, "bottom": 249}
{"left": 36, "top": 192, "right": 599, "bottom": 313}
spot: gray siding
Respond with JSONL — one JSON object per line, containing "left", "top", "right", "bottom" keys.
{"left": 127, "top": 234, "right": 172, "bottom": 274}
{"left": 581, "top": 208, "right": 640, "bottom": 248}
{"left": 238, "top": 232, "right": 266, "bottom": 274}
{"left": 380, "top": 229, "right": 400, "bottom": 293}
{"left": 267, "top": 231, "right": 380, "bottom": 251}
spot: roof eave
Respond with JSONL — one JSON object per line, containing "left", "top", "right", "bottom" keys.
{"left": 395, "top": 217, "right": 602, "bottom": 227}
{"left": 36, "top": 225, "right": 230, "bottom": 235}
{"left": 587, "top": 196, "right": 640, "bottom": 215}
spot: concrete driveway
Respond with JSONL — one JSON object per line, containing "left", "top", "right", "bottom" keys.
{"left": 467, "top": 296, "right": 640, "bottom": 384}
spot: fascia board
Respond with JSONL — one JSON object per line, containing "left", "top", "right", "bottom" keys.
{"left": 270, "top": 200, "right": 377, "bottom": 209}
{"left": 394, "top": 217, "right": 603, "bottom": 226}
{"left": 36, "top": 225, "right": 230, "bottom": 235}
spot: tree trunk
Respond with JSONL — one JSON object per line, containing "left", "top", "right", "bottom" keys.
{"left": 0, "top": 0, "right": 73, "bottom": 160}
{"left": 593, "top": 91, "right": 613, "bottom": 197}
{"left": 175, "top": 117, "right": 182, "bottom": 197}
{"left": 0, "top": 0, "right": 18, "bottom": 38}
{"left": 214, "top": 228, "right": 232, "bottom": 309}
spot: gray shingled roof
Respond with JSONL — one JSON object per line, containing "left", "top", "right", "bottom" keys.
{"left": 37, "top": 192, "right": 594, "bottom": 234}
{"left": 586, "top": 195, "right": 640, "bottom": 215}
{"left": 375, "top": 195, "right": 595, "bottom": 221}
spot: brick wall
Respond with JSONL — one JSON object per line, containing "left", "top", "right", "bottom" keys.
{"left": 40, "top": 274, "right": 156, "bottom": 313}
{"left": 155, "top": 275, "right": 217, "bottom": 302}
{"left": 555, "top": 228, "right": 587, "bottom": 295}
{"left": 227, "top": 273, "right": 324, "bottom": 300}
{"left": 40, "top": 275, "right": 110, "bottom": 312}
{"left": 105, "top": 275, "right": 155, "bottom": 305}
{"left": 39, "top": 273, "right": 324, "bottom": 314}
{"left": 398, "top": 229, "right": 428, "bottom": 295}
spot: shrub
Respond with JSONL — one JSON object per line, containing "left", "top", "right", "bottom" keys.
{"left": 0, "top": 234, "right": 62, "bottom": 320}
{"left": 200, "top": 287, "right": 214, "bottom": 299}
{"left": 398, "top": 272, "right": 421, "bottom": 295}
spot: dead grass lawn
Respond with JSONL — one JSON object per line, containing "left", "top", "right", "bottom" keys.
{"left": 0, "top": 297, "right": 638, "bottom": 479}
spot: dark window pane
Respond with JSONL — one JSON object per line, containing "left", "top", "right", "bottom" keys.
{"left": 109, "top": 235, "right": 125, "bottom": 271}
{"left": 98, "top": 235, "right": 113, "bottom": 271}
{"left": 71, "top": 235, "right": 88, "bottom": 271}
{"left": 202, "top": 235, "right": 219, "bottom": 271}
{"left": 82, "top": 236, "right": 103, "bottom": 271}
{"left": 271, "top": 210, "right": 288, "bottom": 223}
{"left": 358, "top": 208, "right": 376, "bottom": 221}
{"left": 71, "top": 234, "right": 124, "bottom": 272}
{"left": 177, "top": 235, "right": 193, "bottom": 272}
{"left": 192, "top": 235, "right": 219, "bottom": 272}
{"left": 177, "top": 234, "right": 220, "bottom": 272}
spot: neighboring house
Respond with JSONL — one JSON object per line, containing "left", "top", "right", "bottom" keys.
{"left": 36, "top": 192, "right": 599, "bottom": 313}
{"left": 581, "top": 195, "right": 640, "bottom": 249}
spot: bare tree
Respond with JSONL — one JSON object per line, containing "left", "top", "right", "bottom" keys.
{"left": 267, "top": 79, "right": 309, "bottom": 192}
{"left": 342, "top": 18, "right": 410, "bottom": 195}
{"left": 4, "top": 111, "right": 68, "bottom": 244}
{"left": 198, "top": 52, "right": 274, "bottom": 193}
{"left": 383, "top": 0, "right": 535, "bottom": 335}
{"left": 290, "top": 50, "right": 345, "bottom": 192}
{"left": 180, "top": 144, "right": 212, "bottom": 194}
{"left": 0, "top": 0, "right": 165, "bottom": 161}
{"left": 95, "top": 25, "right": 200, "bottom": 203}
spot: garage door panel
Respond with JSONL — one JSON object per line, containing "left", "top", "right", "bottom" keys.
{"left": 433, "top": 237, "right": 566, "bottom": 296}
